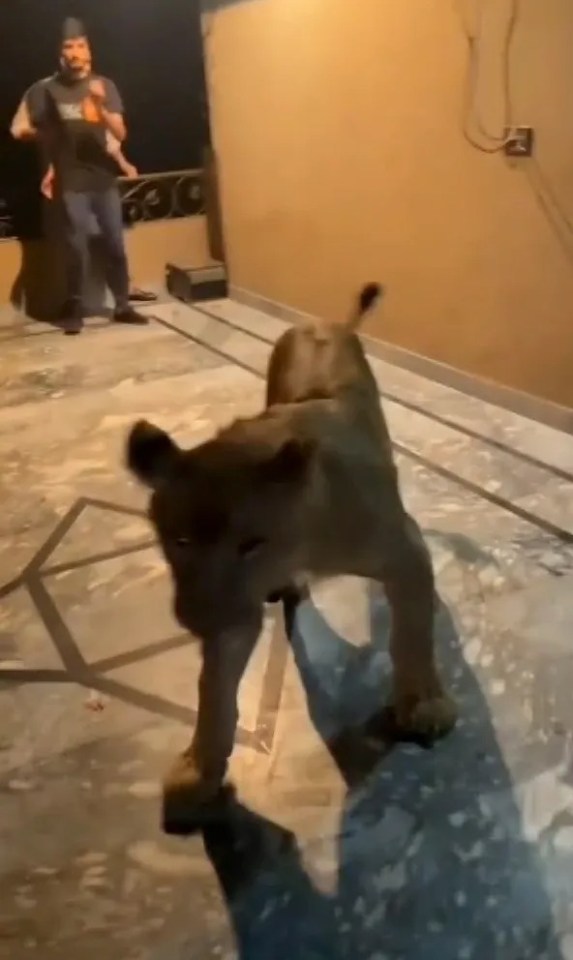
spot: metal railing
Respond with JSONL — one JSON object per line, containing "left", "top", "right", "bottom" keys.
{"left": 0, "top": 168, "right": 205, "bottom": 241}
{"left": 119, "top": 168, "right": 205, "bottom": 224}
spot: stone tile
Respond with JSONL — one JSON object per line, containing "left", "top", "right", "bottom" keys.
{"left": 206, "top": 297, "right": 289, "bottom": 341}
{"left": 0, "top": 585, "right": 63, "bottom": 671}
{"left": 515, "top": 476, "right": 573, "bottom": 537}
{"left": 149, "top": 301, "right": 272, "bottom": 375}
{"left": 44, "top": 545, "right": 175, "bottom": 664}
{"left": 44, "top": 504, "right": 152, "bottom": 569}
{"left": 385, "top": 399, "right": 573, "bottom": 510}
{"left": 0, "top": 322, "right": 224, "bottom": 407}
{"left": 107, "top": 612, "right": 275, "bottom": 734}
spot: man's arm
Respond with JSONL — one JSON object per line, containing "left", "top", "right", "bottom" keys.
{"left": 10, "top": 80, "right": 49, "bottom": 141}
{"left": 89, "top": 78, "right": 126, "bottom": 143}
{"left": 10, "top": 95, "right": 34, "bottom": 140}
{"left": 115, "top": 149, "right": 138, "bottom": 179}
{"left": 105, "top": 132, "right": 138, "bottom": 178}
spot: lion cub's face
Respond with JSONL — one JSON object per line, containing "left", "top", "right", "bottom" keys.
{"left": 126, "top": 419, "right": 314, "bottom": 637}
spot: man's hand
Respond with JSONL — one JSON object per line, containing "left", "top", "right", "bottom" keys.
{"left": 10, "top": 98, "right": 37, "bottom": 141}
{"left": 88, "top": 78, "right": 106, "bottom": 106}
{"left": 40, "top": 168, "right": 55, "bottom": 200}
{"left": 86, "top": 78, "right": 126, "bottom": 142}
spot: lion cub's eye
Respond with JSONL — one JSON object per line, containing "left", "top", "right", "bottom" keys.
{"left": 174, "top": 536, "right": 191, "bottom": 549}
{"left": 238, "top": 536, "right": 266, "bottom": 559}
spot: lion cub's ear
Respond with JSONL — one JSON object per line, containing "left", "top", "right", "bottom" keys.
{"left": 126, "top": 420, "right": 181, "bottom": 489}
{"left": 258, "top": 436, "right": 316, "bottom": 484}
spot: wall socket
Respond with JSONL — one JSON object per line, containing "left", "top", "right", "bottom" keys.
{"left": 504, "top": 126, "right": 534, "bottom": 158}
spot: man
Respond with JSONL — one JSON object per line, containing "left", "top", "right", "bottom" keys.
{"left": 11, "top": 17, "right": 148, "bottom": 334}
{"left": 41, "top": 137, "right": 157, "bottom": 305}
{"left": 40, "top": 133, "right": 157, "bottom": 304}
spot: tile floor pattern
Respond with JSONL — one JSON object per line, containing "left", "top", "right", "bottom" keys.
{"left": 1, "top": 298, "right": 573, "bottom": 958}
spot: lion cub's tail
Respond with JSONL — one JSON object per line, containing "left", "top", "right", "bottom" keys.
{"left": 345, "top": 282, "right": 384, "bottom": 331}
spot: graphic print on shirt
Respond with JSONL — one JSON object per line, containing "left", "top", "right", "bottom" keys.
{"left": 57, "top": 98, "right": 100, "bottom": 124}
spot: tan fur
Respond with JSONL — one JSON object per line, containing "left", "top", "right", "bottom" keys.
{"left": 127, "top": 283, "right": 457, "bottom": 829}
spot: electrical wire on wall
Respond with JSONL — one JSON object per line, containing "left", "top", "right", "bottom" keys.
{"left": 456, "top": 0, "right": 573, "bottom": 267}
{"left": 455, "top": 0, "right": 520, "bottom": 153}
{"left": 525, "top": 161, "right": 573, "bottom": 269}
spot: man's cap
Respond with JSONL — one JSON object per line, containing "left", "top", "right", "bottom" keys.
{"left": 61, "top": 17, "right": 88, "bottom": 41}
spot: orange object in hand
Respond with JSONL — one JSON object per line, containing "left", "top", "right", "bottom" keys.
{"left": 82, "top": 96, "right": 101, "bottom": 123}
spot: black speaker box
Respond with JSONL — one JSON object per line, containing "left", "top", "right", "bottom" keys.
{"left": 165, "top": 262, "right": 228, "bottom": 304}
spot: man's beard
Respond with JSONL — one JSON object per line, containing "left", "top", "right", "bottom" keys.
{"left": 61, "top": 57, "right": 91, "bottom": 79}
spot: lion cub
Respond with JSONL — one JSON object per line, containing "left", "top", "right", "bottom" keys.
{"left": 127, "top": 283, "right": 457, "bottom": 830}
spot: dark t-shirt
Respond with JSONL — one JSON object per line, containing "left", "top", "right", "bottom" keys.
{"left": 26, "top": 73, "right": 123, "bottom": 192}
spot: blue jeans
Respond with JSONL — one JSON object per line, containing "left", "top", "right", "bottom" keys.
{"left": 61, "top": 187, "right": 129, "bottom": 317}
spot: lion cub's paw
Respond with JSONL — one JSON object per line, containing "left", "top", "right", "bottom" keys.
{"left": 162, "top": 754, "right": 230, "bottom": 835}
{"left": 380, "top": 694, "right": 458, "bottom": 748}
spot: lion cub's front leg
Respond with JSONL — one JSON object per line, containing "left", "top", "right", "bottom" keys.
{"left": 163, "top": 614, "right": 261, "bottom": 834}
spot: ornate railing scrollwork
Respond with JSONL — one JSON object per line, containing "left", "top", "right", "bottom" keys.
{"left": 119, "top": 169, "right": 205, "bottom": 225}
{"left": 0, "top": 197, "right": 16, "bottom": 241}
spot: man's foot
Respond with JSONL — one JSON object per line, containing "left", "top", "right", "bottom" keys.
{"left": 129, "top": 286, "right": 157, "bottom": 303}
{"left": 63, "top": 316, "right": 83, "bottom": 336}
{"left": 113, "top": 305, "right": 149, "bottom": 326}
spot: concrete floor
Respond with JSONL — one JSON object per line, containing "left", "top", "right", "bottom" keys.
{"left": 2, "top": 297, "right": 573, "bottom": 959}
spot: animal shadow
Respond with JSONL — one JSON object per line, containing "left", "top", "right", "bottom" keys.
{"left": 198, "top": 552, "right": 565, "bottom": 958}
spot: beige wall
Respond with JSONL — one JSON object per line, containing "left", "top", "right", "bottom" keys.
{"left": 0, "top": 217, "right": 211, "bottom": 317}
{"left": 205, "top": 0, "right": 573, "bottom": 407}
